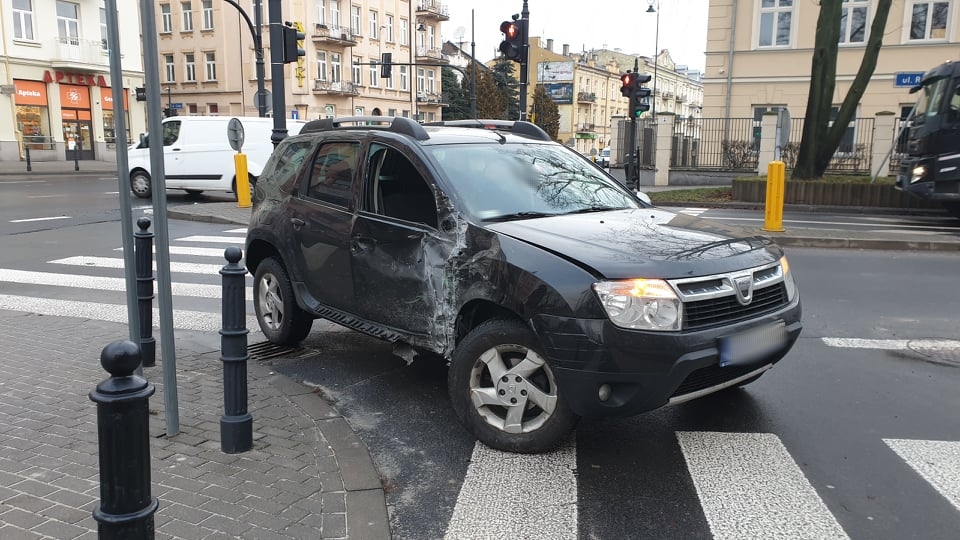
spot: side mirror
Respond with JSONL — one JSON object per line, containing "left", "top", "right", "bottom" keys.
{"left": 635, "top": 191, "right": 652, "bottom": 205}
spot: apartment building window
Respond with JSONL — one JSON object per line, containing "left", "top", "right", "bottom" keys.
{"left": 829, "top": 106, "right": 857, "bottom": 152}
{"left": 426, "top": 69, "right": 435, "bottom": 94}
{"left": 100, "top": 8, "right": 108, "bottom": 49}
{"left": 400, "top": 18, "right": 408, "bottom": 45}
{"left": 369, "top": 63, "right": 379, "bottom": 87}
{"left": 160, "top": 4, "right": 172, "bottom": 33}
{"left": 840, "top": 0, "right": 868, "bottom": 43}
{"left": 758, "top": 0, "right": 792, "bottom": 47}
{"left": 205, "top": 52, "right": 216, "bottom": 80}
{"left": 316, "top": 0, "right": 325, "bottom": 25}
{"left": 351, "top": 5, "right": 360, "bottom": 35}
{"left": 56, "top": 1, "right": 80, "bottom": 46}
{"left": 330, "top": 1, "right": 340, "bottom": 28}
{"left": 165, "top": 54, "right": 176, "bottom": 82}
{"left": 182, "top": 1, "right": 193, "bottom": 32}
{"left": 201, "top": 0, "right": 213, "bottom": 30}
{"left": 353, "top": 59, "right": 362, "bottom": 85}
{"left": 386, "top": 69, "right": 394, "bottom": 89}
{"left": 909, "top": 0, "right": 950, "bottom": 40}
{"left": 385, "top": 15, "right": 394, "bottom": 42}
{"left": 185, "top": 53, "right": 196, "bottom": 82}
{"left": 331, "top": 53, "right": 342, "bottom": 82}
{"left": 400, "top": 65, "right": 408, "bottom": 91}
{"left": 369, "top": 10, "right": 378, "bottom": 39}
{"left": 208, "top": 103, "right": 219, "bottom": 115}
{"left": 13, "top": 0, "right": 35, "bottom": 40}
{"left": 316, "top": 51, "right": 328, "bottom": 81}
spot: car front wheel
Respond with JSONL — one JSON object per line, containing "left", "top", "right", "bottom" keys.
{"left": 130, "top": 169, "right": 152, "bottom": 199}
{"left": 253, "top": 257, "right": 313, "bottom": 345}
{"left": 448, "top": 319, "right": 578, "bottom": 453}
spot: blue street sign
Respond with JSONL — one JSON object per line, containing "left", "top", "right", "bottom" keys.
{"left": 291, "top": 109, "right": 299, "bottom": 119}
{"left": 170, "top": 102, "right": 183, "bottom": 109}
{"left": 895, "top": 72, "right": 924, "bottom": 88}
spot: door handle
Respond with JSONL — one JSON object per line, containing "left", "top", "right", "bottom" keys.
{"left": 291, "top": 217, "right": 305, "bottom": 230}
{"left": 170, "top": 147, "right": 181, "bottom": 151}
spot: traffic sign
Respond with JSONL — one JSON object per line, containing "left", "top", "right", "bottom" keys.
{"left": 227, "top": 118, "right": 245, "bottom": 152}
{"left": 170, "top": 102, "right": 183, "bottom": 109}
{"left": 895, "top": 72, "right": 924, "bottom": 88}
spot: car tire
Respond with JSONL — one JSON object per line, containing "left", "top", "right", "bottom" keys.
{"left": 448, "top": 318, "right": 578, "bottom": 453}
{"left": 130, "top": 169, "right": 152, "bottom": 199}
{"left": 253, "top": 257, "right": 313, "bottom": 345}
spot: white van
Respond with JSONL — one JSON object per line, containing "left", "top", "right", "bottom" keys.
{"left": 128, "top": 116, "right": 305, "bottom": 199}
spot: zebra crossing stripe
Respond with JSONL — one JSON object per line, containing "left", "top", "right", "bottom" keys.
{"left": 0, "top": 268, "right": 251, "bottom": 299}
{"left": 676, "top": 431, "right": 848, "bottom": 539}
{"left": 48, "top": 256, "right": 224, "bottom": 275}
{"left": 116, "top": 245, "right": 235, "bottom": 258}
{"left": 884, "top": 439, "right": 960, "bottom": 512}
{"left": 822, "top": 337, "right": 960, "bottom": 352}
{"left": 0, "top": 294, "right": 258, "bottom": 332}
{"left": 177, "top": 235, "right": 245, "bottom": 244}
{"left": 445, "top": 441, "right": 577, "bottom": 540}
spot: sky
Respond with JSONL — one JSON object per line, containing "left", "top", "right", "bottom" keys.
{"left": 442, "top": 0, "right": 710, "bottom": 72}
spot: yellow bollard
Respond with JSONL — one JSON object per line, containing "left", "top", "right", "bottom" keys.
{"left": 762, "top": 160, "right": 785, "bottom": 232}
{"left": 235, "top": 152, "right": 251, "bottom": 208}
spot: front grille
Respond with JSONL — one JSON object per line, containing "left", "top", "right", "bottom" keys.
{"left": 684, "top": 282, "right": 787, "bottom": 329}
{"left": 671, "top": 363, "right": 758, "bottom": 397}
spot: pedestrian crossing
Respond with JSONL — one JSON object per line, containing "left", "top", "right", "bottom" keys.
{"left": 446, "top": 434, "right": 960, "bottom": 540}
{"left": 0, "top": 226, "right": 256, "bottom": 332}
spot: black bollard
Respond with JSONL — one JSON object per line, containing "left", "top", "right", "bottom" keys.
{"left": 89, "top": 340, "right": 158, "bottom": 539}
{"left": 74, "top": 138, "right": 80, "bottom": 171}
{"left": 135, "top": 217, "right": 156, "bottom": 367}
{"left": 219, "top": 246, "right": 252, "bottom": 453}
{"left": 25, "top": 145, "right": 32, "bottom": 172}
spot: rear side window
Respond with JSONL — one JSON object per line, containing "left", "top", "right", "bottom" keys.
{"left": 305, "top": 141, "right": 359, "bottom": 207}
{"left": 260, "top": 139, "right": 314, "bottom": 192}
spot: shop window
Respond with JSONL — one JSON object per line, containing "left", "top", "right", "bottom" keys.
{"left": 17, "top": 105, "right": 53, "bottom": 149}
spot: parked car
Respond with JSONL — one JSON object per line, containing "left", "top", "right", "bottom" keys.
{"left": 597, "top": 146, "right": 611, "bottom": 167}
{"left": 245, "top": 117, "right": 802, "bottom": 453}
{"left": 128, "top": 116, "right": 305, "bottom": 199}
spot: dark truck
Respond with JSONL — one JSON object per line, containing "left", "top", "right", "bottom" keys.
{"left": 895, "top": 59, "right": 960, "bottom": 218}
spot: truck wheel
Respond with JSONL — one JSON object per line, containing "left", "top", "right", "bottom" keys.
{"left": 448, "top": 319, "right": 578, "bottom": 453}
{"left": 130, "top": 170, "right": 152, "bottom": 199}
{"left": 253, "top": 257, "right": 313, "bottom": 345}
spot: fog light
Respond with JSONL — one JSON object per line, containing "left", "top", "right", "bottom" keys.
{"left": 598, "top": 384, "right": 612, "bottom": 402}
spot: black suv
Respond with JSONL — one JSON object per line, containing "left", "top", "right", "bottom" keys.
{"left": 245, "top": 117, "right": 802, "bottom": 453}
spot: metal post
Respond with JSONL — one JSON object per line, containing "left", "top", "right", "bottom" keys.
{"left": 134, "top": 218, "right": 156, "bottom": 368}
{"left": 25, "top": 145, "right": 31, "bottom": 172}
{"left": 518, "top": 0, "right": 530, "bottom": 121}
{"left": 74, "top": 137, "right": 80, "bottom": 171}
{"left": 89, "top": 340, "right": 158, "bottom": 539}
{"left": 219, "top": 247, "right": 252, "bottom": 453}
{"left": 269, "top": 0, "right": 288, "bottom": 146}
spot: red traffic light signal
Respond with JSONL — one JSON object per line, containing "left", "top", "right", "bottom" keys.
{"left": 501, "top": 21, "right": 520, "bottom": 40}
{"left": 619, "top": 73, "right": 634, "bottom": 97}
{"left": 499, "top": 19, "right": 525, "bottom": 63}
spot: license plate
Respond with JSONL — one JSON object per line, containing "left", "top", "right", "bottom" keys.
{"left": 719, "top": 321, "right": 788, "bottom": 367}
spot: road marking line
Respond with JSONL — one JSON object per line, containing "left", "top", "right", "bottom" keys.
{"left": 822, "top": 337, "right": 960, "bottom": 351}
{"left": 178, "top": 235, "right": 245, "bottom": 244}
{"left": 677, "top": 431, "right": 848, "bottom": 540}
{"left": 48, "top": 256, "right": 224, "bottom": 275}
{"left": 115, "top": 245, "right": 239, "bottom": 258}
{"left": 0, "top": 294, "right": 258, "bottom": 332}
{"left": 445, "top": 441, "right": 577, "bottom": 540}
{"left": 884, "top": 439, "right": 960, "bottom": 512}
{"left": 10, "top": 216, "right": 71, "bottom": 223}
{"left": 224, "top": 228, "right": 247, "bottom": 234}
{"left": 0, "top": 268, "right": 251, "bottom": 298}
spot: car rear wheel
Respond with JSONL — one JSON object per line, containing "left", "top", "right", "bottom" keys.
{"left": 253, "top": 257, "right": 313, "bottom": 345}
{"left": 448, "top": 319, "right": 578, "bottom": 453}
{"left": 130, "top": 169, "right": 152, "bottom": 199}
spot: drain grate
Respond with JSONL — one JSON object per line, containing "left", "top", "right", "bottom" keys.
{"left": 247, "top": 341, "right": 314, "bottom": 361}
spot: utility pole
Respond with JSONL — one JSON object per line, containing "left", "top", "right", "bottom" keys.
{"left": 519, "top": 0, "right": 529, "bottom": 121}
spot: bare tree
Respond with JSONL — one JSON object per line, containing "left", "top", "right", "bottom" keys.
{"left": 792, "top": 0, "right": 892, "bottom": 179}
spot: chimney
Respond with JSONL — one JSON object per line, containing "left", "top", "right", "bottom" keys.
{"left": 546, "top": 39, "right": 554, "bottom": 52}
{"left": 562, "top": 44, "right": 570, "bottom": 56}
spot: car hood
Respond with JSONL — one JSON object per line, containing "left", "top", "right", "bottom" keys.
{"left": 484, "top": 208, "right": 780, "bottom": 279}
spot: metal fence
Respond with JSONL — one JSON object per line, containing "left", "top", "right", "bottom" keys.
{"left": 778, "top": 117, "right": 875, "bottom": 174}
{"left": 21, "top": 135, "right": 57, "bottom": 151}
{"left": 889, "top": 117, "right": 909, "bottom": 174}
{"left": 615, "top": 119, "right": 657, "bottom": 168}
{"left": 670, "top": 117, "right": 759, "bottom": 171}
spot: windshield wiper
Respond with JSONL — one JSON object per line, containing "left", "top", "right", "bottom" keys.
{"left": 562, "top": 206, "right": 626, "bottom": 215}
{"left": 483, "top": 211, "right": 556, "bottom": 222}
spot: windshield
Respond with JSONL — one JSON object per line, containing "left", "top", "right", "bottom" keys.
{"left": 913, "top": 78, "right": 949, "bottom": 122}
{"left": 429, "top": 143, "right": 641, "bottom": 221}
{"left": 600, "top": 148, "right": 610, "bottom": 157}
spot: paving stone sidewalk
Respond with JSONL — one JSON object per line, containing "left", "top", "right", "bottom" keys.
{"left": 0, "top": 311, "right": 389, "bottom": 539}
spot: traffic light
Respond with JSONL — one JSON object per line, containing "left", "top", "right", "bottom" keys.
{"left": 380, "top": 52, "right": 392, "bottom": 78}
{"left": 281, "top": 22, "right": 305, "bottom": 64}
{"left": 499, "top": 18, "right": 525, "bottom": 63}
{"left": 631, "top": 74, "right": 652, "bottom": 117}
{"left": 619, "top": 72, "right": 635, "bottom": 98}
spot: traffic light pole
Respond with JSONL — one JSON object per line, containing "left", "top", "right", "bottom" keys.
{"left": 223, "top": 0, "right": 267, "bottom": 118}
{"left": 518, "top": 1, "right": 530, "bottom": 121}
{"left": 268, "top": 0, "right": 287, "bottom": 146}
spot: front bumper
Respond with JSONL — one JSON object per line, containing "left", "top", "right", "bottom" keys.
{"left": 530, "top": 299, "right": 802, "bottom": 418}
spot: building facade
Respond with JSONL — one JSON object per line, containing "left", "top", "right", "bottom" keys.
{"left": 703, "top": 0, "right": 960, "bottom": 122}
{"left": 1, "top": 0, "right": 146, "bottom": 162}
{"left": 152, "top": 0, "right": 446, "bottom": 125}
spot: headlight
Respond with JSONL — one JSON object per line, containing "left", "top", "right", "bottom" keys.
{"left": 780, "top": 255, "right": 798, "bottom": 302}
{"left": 593, "top": 279, "right": 682, "bottom": 331}
{"left": 910, "top": 165, "right": 927, "bottom": 184}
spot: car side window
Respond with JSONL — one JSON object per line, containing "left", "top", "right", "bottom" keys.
{"left": 364, "top": 143, "right": 437, "bottom": 228}
{"left": 161, "top": 121, "right": 180, "bottom": 146}
{"left": 305, "top": 141, "right": 359, "bottom": 208}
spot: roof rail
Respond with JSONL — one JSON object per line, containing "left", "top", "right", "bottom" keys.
{"left": 300, "top": 116, "right": 429, "bottom": 140}
{"left": 422, "top": 119, "right": 552, "bottom": 141}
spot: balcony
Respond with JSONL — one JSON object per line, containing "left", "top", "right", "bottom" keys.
{"left": 676, "top": 94, "right": 686, "bottom": 102}
{"left": 50, "top": 38, "right": 110, "bottom": 70}
{"left": 576, "top": 123, "right": 596, "bottom": 132}
{"left": 311, "top": 24, "right": 358, "bottom": 46}
{"left": 577, "top": 91, "right": 596, "bottom": 103}
{"left": 417, "top": 92, "right": 447, "bottom": 106}
{"left": 312, "top": 80, "right": 359, "bottom": 96}
{"left": 416, "top": 1, "right": 450, "bottom": 21}
{"left": 415, "top": 47, "right": 447, "bottom": 64}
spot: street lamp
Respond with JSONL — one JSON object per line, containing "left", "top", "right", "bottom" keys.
{"left": 646, "top": 0, "right": 659, "bottom": 119}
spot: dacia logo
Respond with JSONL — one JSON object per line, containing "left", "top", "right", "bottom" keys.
{"left": 732, "top": 275, "right": 754, "bottom": 306}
